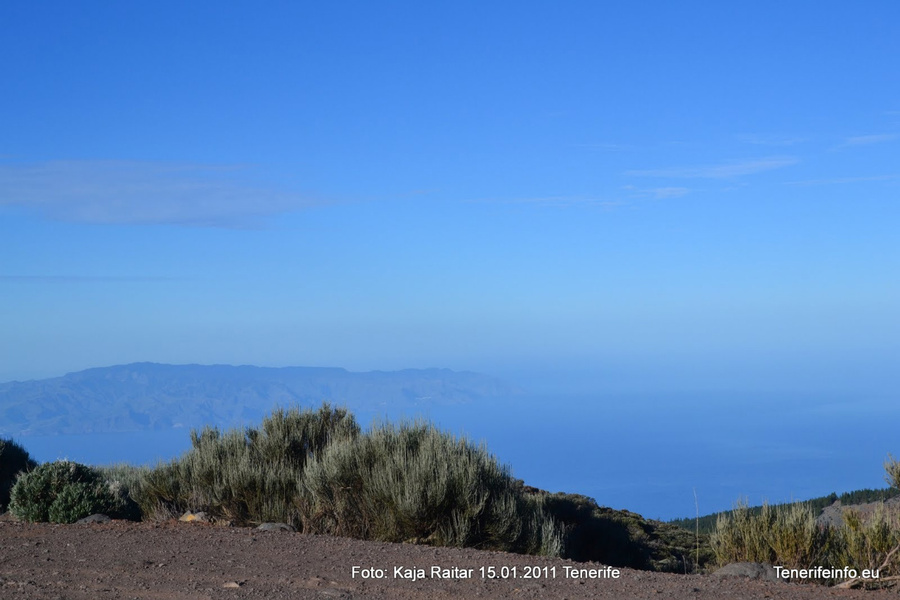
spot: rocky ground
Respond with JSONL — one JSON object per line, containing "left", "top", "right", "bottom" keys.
{"left": 1, "top": 516, "right": 898, "bottom": 600}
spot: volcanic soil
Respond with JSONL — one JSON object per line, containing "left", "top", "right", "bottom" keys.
{"left": 0, "top": 517, "right": 896, "bottom": 600}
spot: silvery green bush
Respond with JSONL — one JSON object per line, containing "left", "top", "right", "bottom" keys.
{"left": 9, "top": 460, "right": 120, "bottom": 523}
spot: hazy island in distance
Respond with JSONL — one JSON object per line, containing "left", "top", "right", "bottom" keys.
{"left": 0, "top": 363, "right": 521, "bottom": 437}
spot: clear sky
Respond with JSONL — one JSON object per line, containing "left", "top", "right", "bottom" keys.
{"left": 2, "top": 1, "right": 898, "bottom": 394}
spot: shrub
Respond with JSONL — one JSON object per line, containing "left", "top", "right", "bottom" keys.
{"left": 253, "top": 404, "right": 360, "bottom": 469}
{"left": 711, "top": 499, "right": 778, "bottom": 565}
{"left": 711, "top": 499, "right": 835, "bottom": 570}
{"left": 298, "top": 420, "right": 563, "bottom": 555}
{"left": 133, "top": 460, "right": 183, "bottom": 521}
{"left": 9, "top": 460, "right": 122, "bottom": 523}
{"left": 0, "top": 437, "right": 37, "bottom": 511}
{"left": 96, "top": 463, "right": 148, "bottom": 521}
{"left": 136, "top": 403, "right": 358, "bottom": 526}
{"left": 833, "top": 504, "right": 900, "bottom": 580}
{"left": 768, "top": 501, "right": 830, "bottom": 569}
{"left": 709, "top": 498, "right": 900, "bottom": 586}
{"left": 47, "top": 481, "right": 111, "bottom": 523}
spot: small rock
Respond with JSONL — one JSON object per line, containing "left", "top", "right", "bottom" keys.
{"left": 222, "top": 581, "right": 241, "bottom": 588}
{"left": 179, "top": 511, "right": 209, "bottom": 523}
{"left": 75, "top": 514, "right": 111, "bottom": 524}
{"left": 712, "top": 562, "right": 781, "bottom": 582}
{"left": 256, "top": 522, "right": 295, "bottom": 532}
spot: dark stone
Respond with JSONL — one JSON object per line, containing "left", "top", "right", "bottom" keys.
{"left": 256, "top": 522, "right": 296, "bottom": 532}
{"left": 75, "top": 514, "right": 111, "bottom": 524}
{"left": 712, "top": 562, "right": 781, "bottom": 582}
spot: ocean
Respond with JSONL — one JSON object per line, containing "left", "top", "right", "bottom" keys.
{"left": 18, "top": 391, "right": 899, "bottom": 521}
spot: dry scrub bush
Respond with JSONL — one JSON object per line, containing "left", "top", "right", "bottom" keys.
{"left": 298, "top": 420, "right": 563, "bottom": 555}
{"left": 833, "top": 504, "right": 900, "bottom": 579}
{"left": 96, "top": 463, "right": 147, "bottom": 520}
{"left": 121, "top": 405, "right": 569, "bottom": 558}
{"left": 711, "top": 500, "right": 833, "bottom": 572}
{"left": 712, "top": 456, "right": 900, "bottom": 587}
{"left": 711, "top": 500, "right": 779, "bottom": 565}
{"left": 769, "top": 501, "right": 831, "bottom": 569}
{"left": 135, "top": 404, "right": 358, "bottom": 526}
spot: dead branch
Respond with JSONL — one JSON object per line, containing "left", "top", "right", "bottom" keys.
{"left": 836, "top": 543, "right": 900, "bottom": 589}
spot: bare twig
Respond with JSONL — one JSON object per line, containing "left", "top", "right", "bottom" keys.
{"left": 836, "top": 542, "right": 900, "bottom": 589}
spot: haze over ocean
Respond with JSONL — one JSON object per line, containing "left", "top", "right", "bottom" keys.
{"left": 2, "top": 3, "right": 898, "bottom": 519}
{"left": 17, "top": 388, "right": 900, "bottom": 521}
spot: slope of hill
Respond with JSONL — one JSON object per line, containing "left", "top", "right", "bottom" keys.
{"left": 668, "top": 487, "right": 900, "bottom": 534}
{"left": 0, "top": 363, "right": 520, "bottom": 436}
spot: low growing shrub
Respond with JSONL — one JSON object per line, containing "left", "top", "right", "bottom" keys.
{"left": 298, "top": 420, "right": 563, "bottom": 555}
{"left": 833, "top": 504, "right": 900, "bottom": 581}
{"left": 9, "top": 460, "right": 123, "bottom": 523}
{"left": 136, "top": 403, "right": 359, "bottom": 526}
{"left": 0, "top": 437, "right": 37, "bottom": 511}
{"left": 96, "top": 463, "right": 148, "bottom": 521}
{"left": 711, "top": 497, "right": 900, "bottom": 586}
{"left": 711, "top": 499, "right": 835, "bottom": 570}
{"left": 707, "top": 453, "right": 900, "bottom": 586}
{"left": 711, "top": 499, "right": 779, "bottom": 565}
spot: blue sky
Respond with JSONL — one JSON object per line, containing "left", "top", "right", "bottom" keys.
{"left": 2, "top": 1, "right": 898, "bottom": 394}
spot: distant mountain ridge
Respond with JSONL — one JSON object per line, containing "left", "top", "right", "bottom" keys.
{"left": 0, "top": 363, "right": 521, "bottom": 437}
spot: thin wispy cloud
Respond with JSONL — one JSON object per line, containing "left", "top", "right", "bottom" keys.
{"left": 626, "top": 156, "right": 799, "bottom": 179}
{"left": 471, "top": 195, "right": 625, "bottom": 209}
{"left": 736, "top": 134, "right": 807, "bottom": 147}
{"left": 620, "top": 185, "right": 690, "bottom": 199}
{"left": 785, "top": 174, "right": 897, "bottom": 186}
{"left": 647, "top": 187, "right": 689, "bottom": 199}
{"left": 0, "top": 160, "right": 324, "bottom": 228}
{"left": 839, "top": 134, "right": 898, "bottom": 147}
{"left": 573, "top": 142, "right": 632, "bottom": 152}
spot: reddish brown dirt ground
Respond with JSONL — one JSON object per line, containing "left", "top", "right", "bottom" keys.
{"left": 1, "top": 518, "right": 897, "bottom": 600}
